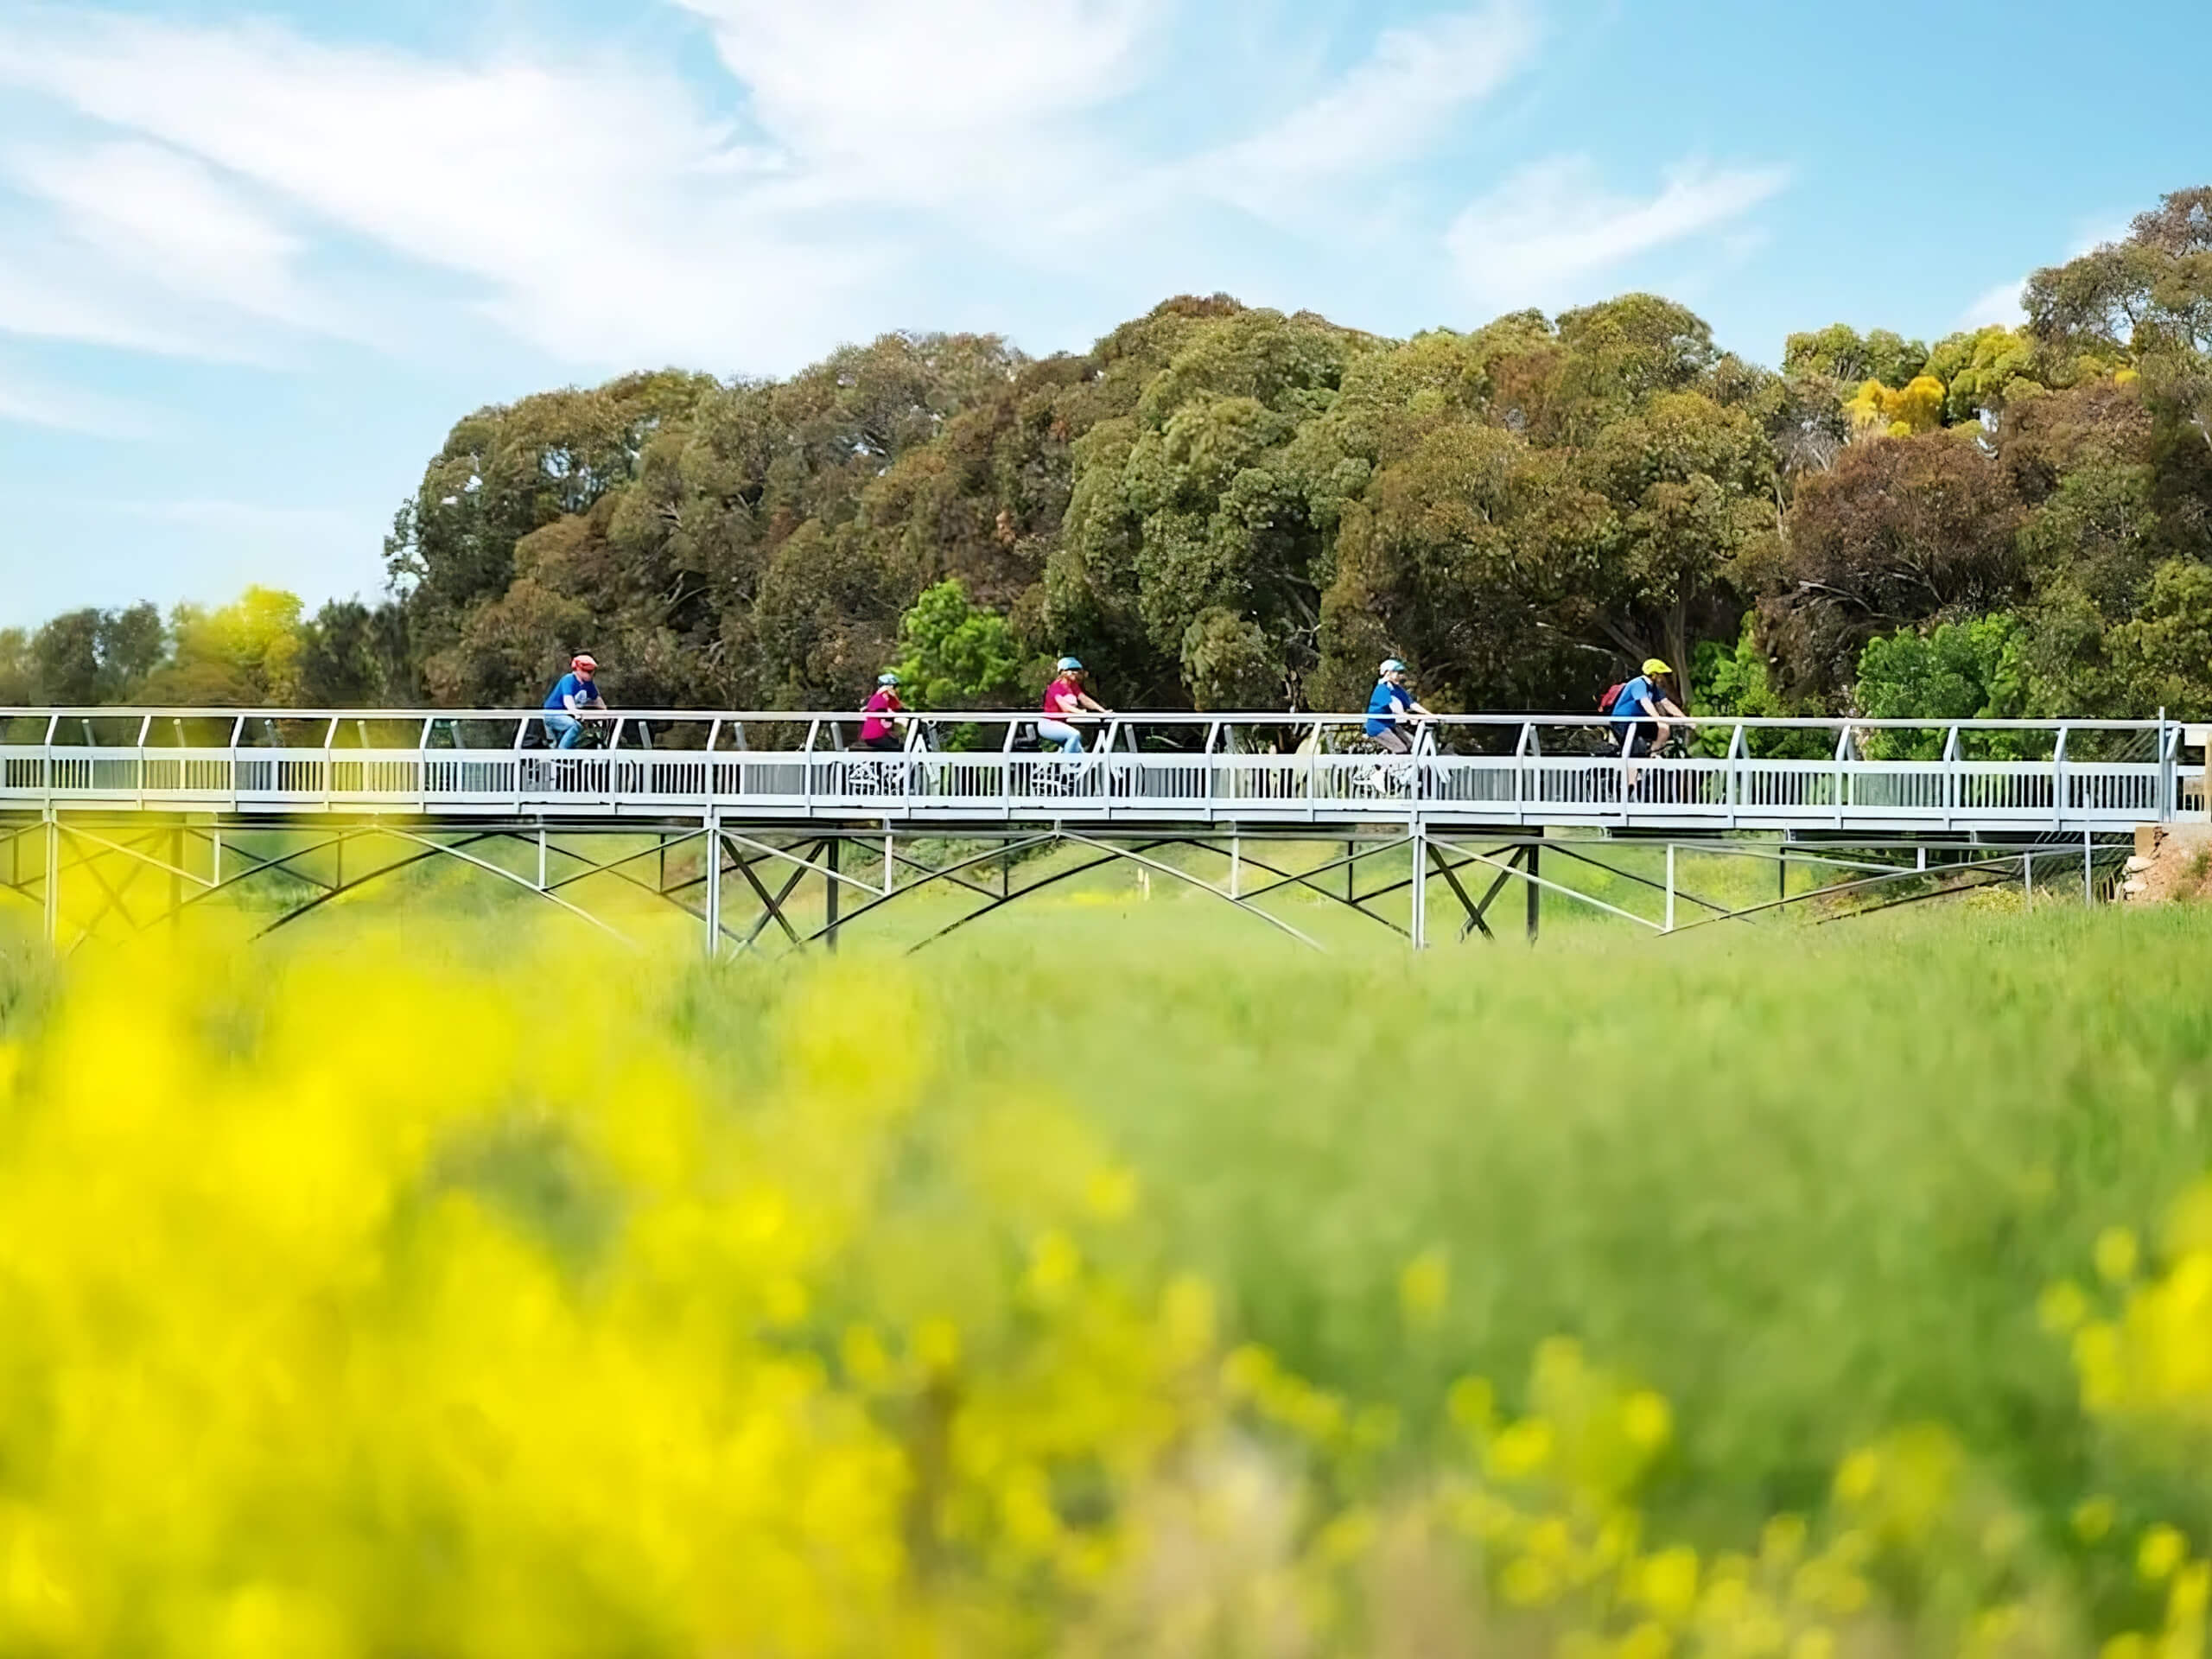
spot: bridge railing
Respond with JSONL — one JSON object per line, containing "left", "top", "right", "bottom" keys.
{"left": 0, "top": 709, "right": 2196, "bottom": 830}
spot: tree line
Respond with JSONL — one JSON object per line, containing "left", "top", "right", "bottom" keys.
{"left": 8, "top": 186, "right": 2209, "bottom": 725}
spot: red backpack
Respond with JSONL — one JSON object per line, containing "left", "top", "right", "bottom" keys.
{"left": 1599, "top": 681, "right": 1628, "bottom": 715}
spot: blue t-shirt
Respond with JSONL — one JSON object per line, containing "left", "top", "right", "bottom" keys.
{"left": 544, "top": 672, "right": 601, "bottom": 712}
{"left": 1610, "top": 677, "right": 1658, "bottom": 722}
{"left": 1365, "top": 680, "right": 1413, "bottom": 738}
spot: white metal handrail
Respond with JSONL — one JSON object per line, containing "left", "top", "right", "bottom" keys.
{"left": 0, "top": 706, "right": 2177, "bottom": 730}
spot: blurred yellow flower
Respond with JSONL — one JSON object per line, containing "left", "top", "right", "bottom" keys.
{"left": 2098, "top": 1226, "right": 2143, "bottom": 1286}
{"left": 2140, "top": 1525, "right": 2189, "bottom": 1583}
{"left": 1398, "top": 1248, "right": 1449, "bottom": 1326}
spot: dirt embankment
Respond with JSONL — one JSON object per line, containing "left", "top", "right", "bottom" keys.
{"left": 2123, "top": 824, "right": 2212, "bottom": 905}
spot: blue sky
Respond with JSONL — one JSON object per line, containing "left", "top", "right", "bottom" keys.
{"left": 0, "top": 0, "right": 2203, "bottom": 627}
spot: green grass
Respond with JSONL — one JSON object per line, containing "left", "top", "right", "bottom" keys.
{"left": 677, "top": 899, "right": 2212, "bottom": 1550}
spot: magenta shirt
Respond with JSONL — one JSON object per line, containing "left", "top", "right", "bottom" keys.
{"left": 861, "top": 689, "right": 902, "bottom": 742}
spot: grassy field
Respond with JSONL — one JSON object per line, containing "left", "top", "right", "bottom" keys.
{"left": 1, "top": 898, "right": 2209, "bottom": 1653}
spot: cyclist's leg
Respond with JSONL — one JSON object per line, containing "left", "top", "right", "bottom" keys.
{"left": 1038, "top": 718, "right": 1084, "bottom": 754}
{"left": 545, "top": 711, "right": 582, "bottom": 750}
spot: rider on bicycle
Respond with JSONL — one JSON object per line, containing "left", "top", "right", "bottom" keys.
{"left": 542, "top": 653, "right": 607, "bottom": 750}
{"left": 1608, "top": 658, "right": 1686, "bottom": 759}
{"left": 859, "top": 671, "right": 906, "bottom": 753}
{"left": 1365, "top": 659, "right": 1433, "bottom": 754}
{"left": 1039, "top": 658, "right": 1109, "bottom": 753}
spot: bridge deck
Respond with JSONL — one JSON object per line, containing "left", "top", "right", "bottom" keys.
{"left": 1, "top": 709, "right": 2199, "bottom": 835}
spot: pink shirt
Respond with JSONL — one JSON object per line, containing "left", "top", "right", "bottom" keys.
{"left": 1042, "top": 677, "right": 1084, "bottom": 716}
{"left": 861, "top": 689, "right": 902, "bottom": 743}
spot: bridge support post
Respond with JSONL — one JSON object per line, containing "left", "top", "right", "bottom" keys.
{"left": 2084, "top": 832, "right": 2094, "bottom": 905}
{"left": 1525, "top": 842, "right": 1541, "bottom": 944}
{"left": 824, "top": 837, "right": 841, "bottom": 954}
{"left": 1409, "top": 824, "right": 1428, "bottom": 951}
{"left": 703, "top": 817, "right": 721, "bottom": 959}
{"left": 1664, "top": 843, "right": 1677, "bottom": 934}
{"left": 42, "top": 815, "right": 58, "bottom": 948}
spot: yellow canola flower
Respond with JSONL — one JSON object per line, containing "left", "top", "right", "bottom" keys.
{"left": 1398, "top": 1247, "right": 1450, "bottom": 1326}
{"left": 2076, "top": 1498, "right": 2120, "bottom": 1545}
{"left": 2040, "top": 1278, "right": 2092, "bottom": 1335}
{"left": 2141, "top": 1525, "right": 2190, "bottom": 1583}
{"left": 1628, "top": 1544, "right": 1700, "bottom": 1624}
{"left": 1489, "top": 1417, "right": 1556, "bottom": 1479}
{"left": 2100, "top": 1227, "right": 2145, "bottom": 1286}
{"left": 1623, "top": 1390, "right": 1673, "bottom": 1454}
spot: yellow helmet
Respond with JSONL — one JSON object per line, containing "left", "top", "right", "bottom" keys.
{"left": 1642, "top": 658, "right": 1674, "bottom": 677}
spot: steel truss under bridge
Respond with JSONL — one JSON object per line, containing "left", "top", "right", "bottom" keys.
{"left": 0, "top": 817, "right": 2137, "bottom": 960}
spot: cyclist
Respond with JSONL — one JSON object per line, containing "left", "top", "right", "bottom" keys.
{"left": 1609, "top": 658, "right": 1687, "bottom": 759}
{"left": 1038, "top": 657, "right": 1109, "bottom": 753}
{"left": 542, "top": 653, "right": 607, "bottom": 749}
{"left": 1364, "top": 658, "right": 1433, "bottom": 754}
{"left": 858, "top": 671, "right": 906, "bottom": 753}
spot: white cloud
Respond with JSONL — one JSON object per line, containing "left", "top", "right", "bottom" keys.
{"left": 1960, "top": 278, "right": 2025, "bottom": 331}
{"left": 1955, "top": 222, "right": 2126, "bottom": 334}
{"left": 0, "top": 13, "right": 869, "bottom": 369}
{"left": 673, "top": 0, "right": 1156, "bottom": 191}
{"left": 7, "top": 140, "right": 322, "bottom": 329}
{"left": 113, "top": 500, "right": 368, "bottom": 536}
{"left": 0, "top": 359, "right": 151, "bottom": 436}
{"left": 1199, "top": 1, "right": 1538, "bottom": 215}
{"left": 1446, "top": 156, "right": 1791, "bottom": 310}
{"left": 0, "top": 3, "right": 1786, "bottom": 384}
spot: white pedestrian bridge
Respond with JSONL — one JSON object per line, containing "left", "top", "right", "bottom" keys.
{"left": 1, "top": 709, "right": 2193, "bottom": 953}
{"left": 0, "top": 708, "right": 2199, "bottom": 832}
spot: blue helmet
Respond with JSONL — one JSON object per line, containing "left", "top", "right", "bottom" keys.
{"left": 1056, "top": 656, "right": 1084, "bottom": 672}
{"left": 1380, "top": 658, "right": 1408, "bottom": 677}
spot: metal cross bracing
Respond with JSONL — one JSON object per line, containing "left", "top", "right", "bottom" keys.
{"left": 1, "top": 709, "right": 2204, "bottom": 836}
{"left": 0, "top": 810, "right": 2138, "bottom": 959}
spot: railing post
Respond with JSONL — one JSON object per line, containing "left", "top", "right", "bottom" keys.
{"left": 1833, "top": 724, "right": 1852, "bottom": 830}
{"left": 2053, "top": 725, "right": 2069, "bottom": 830}
{"left": 1942, "top": 725, "right": 1960, "bottom": 830}
{"left": 2158, "top": 709, "right": 2175, "bottom": 821}
{"left": 1515, "top": 722, "right": 1533, "bottom": 825}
